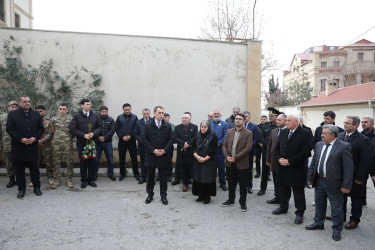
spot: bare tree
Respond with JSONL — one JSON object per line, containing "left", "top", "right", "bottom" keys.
{"left": 200, "top": 0, "right": 279, "bottom": 73}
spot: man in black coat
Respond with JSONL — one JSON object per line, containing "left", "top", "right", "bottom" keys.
{"left": 338, "top": 116, "right": 371, "bottom": 230}
{"left": 312, "top": 111, "right": 343, "bottom": 150}
{"left": 272, "top": 114, "right": 312, "bottom": 225}
{"left": 142, "top": 106, "right": 173, "bottom": 205}
{"left": 174, "top": 112, "right": 198, "bottom": 192}
{"left": 70, "top": 98, "right": 101, "bottom": 189}
{"left": 134, "top": 108, "right": 152, "bottom": 184}
{"left": 115, "top": 103, "right": 139, "bottom": 181}
{"left": 6, "top": 95, "right": 44, "bottom": 198}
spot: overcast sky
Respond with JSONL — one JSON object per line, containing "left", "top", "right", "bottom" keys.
{"left": 33, "top": 0, "right": 375, "bottom": 82}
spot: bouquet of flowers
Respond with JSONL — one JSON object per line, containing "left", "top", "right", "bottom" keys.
{"left": 81, "top": 123, "right": 97, "bottom": 161}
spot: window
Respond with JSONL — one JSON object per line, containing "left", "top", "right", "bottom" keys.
{"left": 15, "top": 13, "right": 20, "bottom": 28}
{"left": 333, "top": 79, "right": 339, "bottom": 85}
{"left": 0, "top": 0, "right": 5, "bottom": 22}
{"left": 321, "top": 62, "right": 327, "bottom": 68}
{"left": 333, "top": 61, "right": 340, "bottom": 67}
{"left": 321, "top": 79, "right": 327, "bottom": 91}
{"left": 358, "top": 52, "right": 364, "bottom": 61}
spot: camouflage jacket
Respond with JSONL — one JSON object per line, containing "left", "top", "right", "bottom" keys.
{"left": 51, "top": 115, "right": 73, "bottom": 144}
{"left": 0, "top": 113, "right": 11, "bottom": 152}
{"left": 40, "top": 117, "right": 52, "bottom": 144}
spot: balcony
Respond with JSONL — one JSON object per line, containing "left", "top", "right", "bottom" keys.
{"left": 341, "top": 60, "right": 375, "bottom": 75}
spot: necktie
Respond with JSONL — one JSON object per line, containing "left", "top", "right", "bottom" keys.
{"left": 288, "top": 131, "right": 293, "bottom": 140}
{"left": 184, "top": 126, "right": 188, "bottom": 134}
{"left": 157, "top": 121, "right": 161, "bottom": 128}
{"left": 318, "top": 144, "right": 331, "bottom": 177}
{"left": 344, "top": 134, "right": 349, "bottom": 141}
{"left": 277, "top": 128, "right": 281, "bottom": 138}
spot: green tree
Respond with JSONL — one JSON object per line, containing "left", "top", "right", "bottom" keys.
{"left": 286, "top": 69, "right": 312, "bottom": 106}
{"left": 264, "top": 74, "right": 289, "bottom": 108}
{"left": 0, "top": 36, "right": 104, "bottom": 116}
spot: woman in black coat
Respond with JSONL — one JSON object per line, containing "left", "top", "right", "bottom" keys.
{"left": 191, "top": 121, "right": 218, "bottom": 204}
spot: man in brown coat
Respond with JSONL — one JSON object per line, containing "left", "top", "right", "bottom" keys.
{"left": 222, "top": 113, "right": 253, "bottom": 212}
{"left": 266, "top": 114, "right": 287, "bottom": 204}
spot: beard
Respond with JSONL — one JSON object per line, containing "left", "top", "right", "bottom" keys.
{"left": 213, "top": 117, "right": 220, "bottom": 122}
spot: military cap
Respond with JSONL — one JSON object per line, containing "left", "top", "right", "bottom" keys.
{"left": 7, "top": 100, "right": 18, "bottom": 107}
{"left": 35, "top": 105, "right": 46, "bottom": 110}
{"left": 268, "top": 107, "right": 283, "bottom": 116}
{"left": 164, "top": 113, "right": 170, "bottom": 117}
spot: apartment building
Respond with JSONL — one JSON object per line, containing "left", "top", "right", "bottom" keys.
{"left": 0, "top": 0, "right": 33, "bottom": 29}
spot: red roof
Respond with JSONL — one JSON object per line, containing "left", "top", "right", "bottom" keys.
{"left": 299, "top": 82, "right": 375, "bottom": 107}
{"left": 295, "top": 53, "right": 313, "bottom": 61}
{"left": 342, "top": 39, "right": 375, "bottom": 48}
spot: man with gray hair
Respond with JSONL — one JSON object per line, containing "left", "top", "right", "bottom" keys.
{"left": 306, "top": 124, "right": 354, "bottom": 241}
{"left": 225, "top": 107, "right": 240, "bottom": 129}
{"left": 337, "top": 116, "right": 371, "bottom": 230}
{"left": 272, "top": 114, "right": 312, "bottom": 225}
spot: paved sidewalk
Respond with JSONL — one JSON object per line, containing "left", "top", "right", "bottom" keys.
{"left": 1, "top": 174, "right": 374, "bottom": 249}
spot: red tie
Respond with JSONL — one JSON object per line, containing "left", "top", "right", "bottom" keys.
{"left": 184, "top": 127, "right": 188, "bottom": 134}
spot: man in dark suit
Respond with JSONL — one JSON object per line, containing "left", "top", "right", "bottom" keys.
{"left": 142, "top": 106, "right": 173, "bottom": 205}
{"left": 254, "top": 115, "right": 268, "bottom": 178}
{"left": 134, "top": 108, "right": 151, "bottom": 184}
{"left": 174, "top": 112, "right": 198, "bottom": 192}
{"left": 6, "top": 95, "right": 45, "bottom": 199}
{"left": 338, "top": 116, "right": 371, "bottom": 230}
{"left": 266, "top": 114, "right": 287, "bottom": 204}
{"left": 243, "top": 111, "right": 260, "bottom": 194}
{"left": 306, "top": 124, "right": 354, "bottom": 241}
{"left": 272, "top": 114, "right": 311, "bottom": 225}
{"left": 222, "top": 113, "right": 253, "bottom": 212}
{"left": 312, "top": 111, "right": 343, "bottom": 151}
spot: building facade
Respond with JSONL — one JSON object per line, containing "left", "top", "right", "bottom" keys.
{"left": 283, "top": 39, "right": 375, "bottom": 97}
{"left": 0, "top": 0, "right": 33, "bottom": 29}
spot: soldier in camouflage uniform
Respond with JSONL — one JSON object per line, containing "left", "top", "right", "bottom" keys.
{"left": 35, "top": 105, "right": 54, "bottom": 186}
{"left": 0, "top": 101, "right": 19, "bottom": 188}
{"left": 50, "top": 103, "right": 74, "bottom": 189}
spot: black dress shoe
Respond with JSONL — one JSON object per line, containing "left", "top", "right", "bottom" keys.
{"left": 266, "top": 197, "right": 280, "bottom": 204}
{"left": 88, "top": 181, "right": 97, "bottom": 187}
{"left": 325, "top": 216, "right": 332, "bottom": 220}
{"left": 135, "top": 175, "right": 141, "bottom": 181}
{"left": 272, "top": 207, "right": 288, "bottom": 215}
{"left": 295, "top": 215, "right": 303, "bottom": 225}
{"left": 138, "top": 179, "right": 146, "bottom": 184}
{"left": 167, "top": 176, "right": 172, "bottom": 182}
{"left": 203, "top": 197, "right": 211, "bottom": 204}
{"left": 6, "top": 177, "right": 16, "bottom": 188}
{"left": 305, "top": 223, "right": 324, "bottom": 230}
{"left": 241, "top": 203, "right": 247, "bottom": 212}
{"left": 220, "top": 184, "right": 228, "bottom": 191}
{"left": 94, "top": 176, "right": 98, "bottom": 181}
{"left": 108, "top": 175, "right": 116, "bottom": 181}
{"left": 332, "top": 232, "right": 341, "bottom": 241}
{"left": 222, "top": 199, "right": 235, "bottom": 207}
{"left": 161, "top": 197, "right": 168, "bottom": 205}
{"left": 247, "top": 188, "right": 253, "bottom": 194}
{"left": 34, "top": 188, "right": 42, "bottom": 196}
{"left": 119, "top": 175, "right": 125, "bottom": 181}
{"left": 196, "top": 196, "right": 204, "bottom": 202}
{"left": 17, "top": 190, "right": 25, "bottom": 199}
{"left": 257, "top": 190, "right": 265, "bottom": 196}
{"left": 171, "top": 179, "right": 180, "bottom": 185}
{"left": 254, "top": 173, "right": 260, "bottom": 178}
{"left": 81, "top": 182, "right": 87, "bottom": 189}
{"left": 145, "top": 195, "right": 153, "bottom": 204}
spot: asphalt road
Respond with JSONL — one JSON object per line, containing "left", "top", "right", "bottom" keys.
{"left": 1, "top": 171, "right": 374, "bottom": 250}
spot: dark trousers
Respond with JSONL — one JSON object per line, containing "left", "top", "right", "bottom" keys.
{"left": 272, "top": 168, "right": 279, "bottom": 198}
{"left": 246, "top": 150, "right": 255, "bottom": 189}
{"left": 216, "top": 148, "right": 226, "bottom": 185}
{"left": 227, "top": 164, "right": 248, "bottom": 205}
{"left": 181, "top": 163, "right": 192, "bottom": 186}
{"left": 139, "top": 155, "right": 147, "bottom": 180}
{"left": 279, "top": 182, "right": 306, "bottom": 216}
{"left": 255, "top": 144, "right": 262, "bottom": 175}
{"left": 314, "top": 176, "right": 344, "bottom": 233}
{"left": 260, "top": 147, "right": 270, "bottom": 191}
{"left": 118, "top": 140, "right": 139, "bottom": 177}
{"left": 344, "top": 194, "right": 363, "bottom": 223}
{"left": 77, "top": 144, "right": 96, "bottom": 182}
{"left": 95, "top": 142, "right": 114, "bottom": 177}
{"left": 167, "top": 147, "right": 173, "bottom": 178}
{"left": 14, "top": 161, "right": 40, "bottom": 191}
{"left": 146, "top": 165, "right": 167, "bottom": 197}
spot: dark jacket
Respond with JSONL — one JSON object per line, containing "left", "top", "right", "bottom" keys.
{"left": 259, "top": 122, "right": 277, "bottom": 148}
{"left": 363, "top": 128, "right": 375, "bottom": 177}
{"left": 338, "top": 130, "right": 371, "bottom": 197}
{"left": 141, "top": 119, "right": 173, "bottom": 167}
{"left": 134, "top": 118, "right": 152, "bottom": 155}
{"left": 308, "top": 139, "right": 354, "bottom": 192}
{"left": 225, "top": 115, "right": 236, "bottom": 129}
{"left": 245, "top": 122, "right": 260, "bottom": 156}
{"left": 312, "top": 122, "right": 344, "bottom": 150}
{"left": 174, "top": 123, "right": 198, "bottom": 164}
{"left": 70, "top": 110, "right": 101, "bottom": 145}
{"left": 98, "top": 115, "right": 115, "bottom": 142}
{"left": 191, "top": 131, "right": 218, "bottom": 183}
{"left": 276, "top": 126, "right": 312, "bottom": 188}
{"left": 115, "top": 113, "right": 138, "bottom": 142}
{"left": 6, "top": 107, "right": 44, "bottom": 162}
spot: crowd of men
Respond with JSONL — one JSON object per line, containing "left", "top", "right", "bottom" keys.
{"left": 1, "top": 95, "right": 375, "bottom": 242}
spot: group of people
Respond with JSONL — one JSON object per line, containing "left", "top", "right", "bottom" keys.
{"left": 2, "top": 96, "right": 375, "bottom": 241}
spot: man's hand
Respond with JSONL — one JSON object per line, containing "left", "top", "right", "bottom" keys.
{"left": 259, "top": 143, "right": 263, "bottom": 148}
{"left": 227, "top": 156, "right": 235, "bottom": 163}
{"left": 38, "top": 140, "right": 44, "bottom": 146}
{"left": 123, "top": 135, "right": 131, "bottom": 141}
{"left": 84, "top": 134, "right": 91, "bottom": 140}
{"left": 341, "top": 188, "right": 350, "bottom": 194}
{"left": 153, "top": 149, "right": 165, "bottom": 156}
{"left": 183, "top": 142, "right": 189, "bottom": 150}
{"left": 99, "top": 136, "right": 105, "bottom": 142}
{"left": 266, "top": 162, "right": 270, "bottom": 166}
{"left": 308, "top": 181, "right": 312, "bottom": 186}
{"left": 279, "top": 158, "right": 290, "bottom": 166}
{"left": 354, "top": 179, "right": 362, "bottom": 185}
